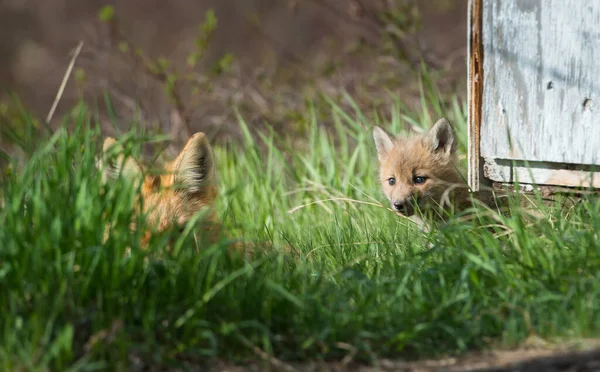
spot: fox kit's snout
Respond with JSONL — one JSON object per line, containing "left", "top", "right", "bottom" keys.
{"left": 99, "top": 132, "right": 219, "bottom": 246}
{"left": 373, "top": 118, "right": 468, "bottom": 217}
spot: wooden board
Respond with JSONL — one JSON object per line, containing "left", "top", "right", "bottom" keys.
{"left": 468, "top": 0, "right": 600, "bottom": 190}
{"left": 483, "top": 158, "right": 600, "bottom": 188}
{"left": 468, "top": 0, "right": 484, "bottom": 191}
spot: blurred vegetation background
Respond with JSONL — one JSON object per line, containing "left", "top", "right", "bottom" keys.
{"left": 0, "top": 0, "right": 467, "bottom": 155}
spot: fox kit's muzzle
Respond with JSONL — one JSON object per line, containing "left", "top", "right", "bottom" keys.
{"left": 391, "top": 198, "right": 417, "bottom": 216}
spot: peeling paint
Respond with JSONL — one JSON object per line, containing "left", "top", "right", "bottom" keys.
{"left": 483, "top": 157, "right": 600, "bottom": 188}
{"left": 479, "top": 0, "right": 600, "bottom": 166}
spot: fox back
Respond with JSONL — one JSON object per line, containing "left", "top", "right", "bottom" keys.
{"left": 99, "top": 132, "right": 219, "bottom": 246}
{"left": 373, "top": 118, "right": 471, "bottom": 218}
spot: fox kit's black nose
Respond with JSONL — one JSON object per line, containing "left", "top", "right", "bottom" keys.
{"left": 393, "top": 200, "right": 415, "bottom": 215}
{"left": 393, "top": 201, "right": 405, "bottom": 212}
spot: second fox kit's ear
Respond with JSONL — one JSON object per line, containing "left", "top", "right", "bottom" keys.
{"left": 425, "top": 118, "right": 456, "bottom": 155}
{"left": 373, "top": 126, "right": 395, "bottom": 160}
{"left": 100, "top": 137, "right": 144, "bottom": 182}
{"left": 172, "top": 132, "right": 215, "bottom": 193}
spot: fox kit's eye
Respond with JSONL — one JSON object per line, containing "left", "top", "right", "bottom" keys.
{"left": 413, "top": 176, "right": 427, "bottom": 184}
{"left": 388, "top": 177, "right": 396, "bottom": 186}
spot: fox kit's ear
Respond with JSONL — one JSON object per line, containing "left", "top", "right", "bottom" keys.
{"left": 373, "top": 126, "right": 395, "bottom": 160}
{"left": 99, "top": 137, "right": 144, "bottom": 182}
{"left": 425, "top": 118, "right": 456, "bottom": 155}
{"left": 171, "top": 132, "right": 215, "bottom": 193}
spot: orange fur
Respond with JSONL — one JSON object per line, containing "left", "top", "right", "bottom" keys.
{"left": 98, "top": 133, "right": 295, "bottom": 258}
{"left": 99, "top": 132, "right": 220, "bottom": 247}
{"left": 373, "top": 118, "right": 471, "bottom": 219}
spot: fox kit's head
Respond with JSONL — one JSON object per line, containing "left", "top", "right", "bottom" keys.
{"left": 373, "top": 118, "right": 464, "bottom": 216}
{"left": 100, "top": 132, "right": 218, "bottom": 245}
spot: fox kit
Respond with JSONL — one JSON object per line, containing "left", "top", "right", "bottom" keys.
{"left": 100, "top": 132, "right": 219, "bottom": 246}
{"left": 373, "top": 118, "right": 471, "bottom": 220}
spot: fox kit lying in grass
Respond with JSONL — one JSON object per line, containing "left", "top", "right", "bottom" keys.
{"left": 100, "top": 132, "right": 219, "bottom": 247}
{"left": 373, "top": 118, "right": 473, "bottom": 222}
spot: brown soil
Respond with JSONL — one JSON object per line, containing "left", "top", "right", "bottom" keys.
{"left": 1, "top": 1, "right": 468, "bottom": 151}
{"left": 199, "top": 342, "right": 600, "bottom": 372}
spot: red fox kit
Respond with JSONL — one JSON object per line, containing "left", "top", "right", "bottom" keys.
{"left": 99, "top": 133, "right": 295, "bottom": 258}
{"left": 373, "top": 118, "right": 471, "bottom": 219}
{"left": 100, "top": 132, "right": 219, "bottom": 246}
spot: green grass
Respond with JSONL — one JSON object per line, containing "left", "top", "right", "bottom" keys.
{"left": 1, "top": 93, "right": 600, "bottom": 371}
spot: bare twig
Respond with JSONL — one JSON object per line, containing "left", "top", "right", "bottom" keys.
{"left": 106, "top": 19, "right": 193, "bottom": 137}
{"left": 46, "top": 41, "right": 84, "bottom": 124}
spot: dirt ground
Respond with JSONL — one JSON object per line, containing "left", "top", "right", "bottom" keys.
{"left": 201, "top": 342, "right": 600, "bottom": 372}
{"left": 209, "top": 349, "right": 600, "bottom": 372}
{"left": 1, "top": 1, "right": 469, "bottom": 148}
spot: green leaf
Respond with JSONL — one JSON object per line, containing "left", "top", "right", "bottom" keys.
{"left": 201, "top": 9, "right": 217, "bottom": 34}
{"left": 98, "top": 5, "right": 115, "bottom": 23}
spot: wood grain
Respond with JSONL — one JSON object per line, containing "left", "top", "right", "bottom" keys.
{"left": 480, "top": 1, "right": 600, "bottom": 166}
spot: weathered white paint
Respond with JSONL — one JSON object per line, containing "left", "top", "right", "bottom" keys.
{"left": 483, "top": 157, "right": 600, "bottom": 188}
{"left": 481, "top": 0, "right": 600, "bottom": 165}
{"left": 468, "top": 0, "right": 600, "bottom": 190}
